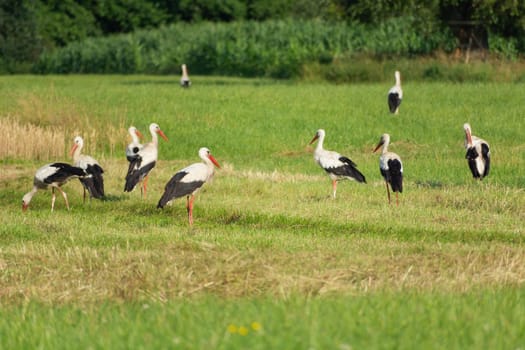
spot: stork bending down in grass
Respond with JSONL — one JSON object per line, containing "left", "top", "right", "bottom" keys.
{"left": 373, "top": 133, "right": 403, "bottom": 205}
{"left": 124, "top": 123, "right": 168, "bottom": 198}
{"left": 22, "top": 163, "right": 86, "bottom": 211}
{"left": 157, "top": 147, "right": 220, "bottom": 225}
{"left": 309, "top": 129, "right": 366, "bottom": 199}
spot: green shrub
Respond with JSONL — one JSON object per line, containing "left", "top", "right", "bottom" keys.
{"left": 34, "top": 19, "right": 457, "bottom": 77}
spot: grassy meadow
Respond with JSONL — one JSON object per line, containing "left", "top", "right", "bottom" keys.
{"left": 0, "top": 74, "right": 524, "bottom": 349}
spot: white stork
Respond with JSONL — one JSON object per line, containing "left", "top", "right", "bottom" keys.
{"left": 180, "top": 64, "right": 191, "bottom": 88}
{"left": 22, "top": 162, "right": 86, "bottom": 211}
{"left": 373, "top": 133, "right": 403, "bottom": 205}
{"left": 157, "top": 147, "right": 220, "bottom": 225}
{"left": 463, "top": 123, "right": 490, "bottom": 180}
{"left": 124, "top": 123, "right": 168, "bottom": 198}
{"left": 309, "top": 129, "right": 366, "bottom": 199}
{"left": 126, "top": 126, "right": 143, "bottom": 162}
{"left": 70, "top": 136, "right": 105, "bottom": 201}
{"left": 388, "top": 70, "right": 403, "bottom": 114}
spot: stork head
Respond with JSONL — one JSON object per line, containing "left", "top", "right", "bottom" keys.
{"left": 70, "top": 135, "right": 84, "bottom": 156}
{"left": 373, "top": 133, "right": 390, "bottom": 153}
{"left": 199, "top": 147, "right": 221, "bottom": 168}
{"left": 128, "top": 126, "right": 143, "bottom": 139}
{"left": 150, "top": 123, "right": 168, "bottom": 142}
{"left": 309, "top": 129, "right": 325, "bottom": 145}
{"left": 22, "top": 192, "right": 32, "bottom": 211}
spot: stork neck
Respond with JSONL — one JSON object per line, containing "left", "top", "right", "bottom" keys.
{"left": 72, "top": 145, "right": 82, "bottom": 162}
{"left": 315, "top": 133, "right": 325, "bottom": 152}
{"left": 395, "top": 72, "right": 401, "bottom": 86}
{"left": 381, "top": 140, "right": 390, "bottom": 154}
{"left": 23, "top": 186, "right": 38, "bottom": 205}
{"left": 150, "top": 131, "right": 159, "bottom": 147}
{"left": 130, "top": 133, "right": 139, "bottom": 144}
{"left": 465, "top": 130, "right": 473, "bottom": 146}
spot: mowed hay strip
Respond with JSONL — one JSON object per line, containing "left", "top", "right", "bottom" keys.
{"left": 0, "top": 117, "right": 66, "bottom": 160}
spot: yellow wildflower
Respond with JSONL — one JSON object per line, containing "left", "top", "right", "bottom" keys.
{"left": 251, "top": 322, "right": 262, "bottom": 331}
{"left": 238, "top": 326, "right": 249, "bottom": 336}
{"left": 227, "top": 324, "right": 238, "bottom": 334}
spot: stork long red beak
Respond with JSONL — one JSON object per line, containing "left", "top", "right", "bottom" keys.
{"left": 158, "top": 130, "right": 168, "bottom": 142}
{"left": 22, "top": 203, "right": 28, "bottom": 211}
{"left": 70, "top": 143, "right": 78, "bottom": 156}
{"left": 309, "top": 134, "right": 319, "bottom": 145}
{"left": 373, "top": 142, "right": 383, "bottom": 153}
{"left": 136, "top": 130, "right": 143, "bottom": 139}
{"left": 208, "top": 154, "right": 221, "bottom": 168}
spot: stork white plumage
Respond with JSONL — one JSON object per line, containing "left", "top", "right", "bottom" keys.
{"left": 309, "top": 129, "right": 366, "bottom": 199}
{"left": 70, "top": 136, "right": 105, "bottom": 201}
{"left": 157, "top": 147, "right": 220, "bottom": 225}
{"left": 126, "top": 126, "right": 143, "bottom": 162}
{"left": 22, "top": 162, "right": 86, "bottom": 211}
{"left": 388, "top": 71, "right": 403, "bottom": 114}
{"left": 463, "top": 123, "right": 490, "bottom": 180}
{"left": 180, "top": 64, "right": 191, "bottom": 88}
{"left": 373, "top": 133, "right": 403, "bottom": 205}
{"left": 124, "top": 123, "right": 168, "bottom": 198}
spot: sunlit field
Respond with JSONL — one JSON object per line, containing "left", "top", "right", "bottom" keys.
{"left": 1, "top": 75, "right": 524, "bottom": 349}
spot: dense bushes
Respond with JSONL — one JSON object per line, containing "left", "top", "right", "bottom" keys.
{"left": 34, "top": 18, "right": 456, "bottom": 77}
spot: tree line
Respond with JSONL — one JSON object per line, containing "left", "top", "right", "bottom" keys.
{"left": 1, "top": 0, "right": 524, "bottom": 73}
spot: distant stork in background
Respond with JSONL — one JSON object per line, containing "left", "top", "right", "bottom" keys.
{"left": 126, "top": 126, "right": 143, "bottom": 162}
{"left": 124, "top": 123, "right": 168, "bottom": 198}
{"left": 180, "top": 64, "right": 191, "bottom": 88}
{"left": 463, "top": 123, "right": 490, "bottom": 180}
{"left": 373, "top": 133, "right": 403, "bottom": 205}
{"left": 309, "top": 129, "right": 366, "bottom": 199}
{"left": 157, "top": 147, "right": 220, "bottom": 225}
{"left": 70, "top": 136, "right": 105, "bottom": 201}
{"left": 22, "top": 162, "right": 86, "bottom": 211}
{"left": 388, "top": 70, "right": 403, "bottom": 114}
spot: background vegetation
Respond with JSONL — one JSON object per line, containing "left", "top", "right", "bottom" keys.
{"left": 2, "top": 0, "right": 525, "bottom": 75}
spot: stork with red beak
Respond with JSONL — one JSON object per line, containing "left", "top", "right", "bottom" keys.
{"left": 125, "top": 123, "right": 168, "bottom": 198}
{"left": 71, "top": 136, "right": 105, "bottom": 201}
{"left": 373, "top": 133, "right": 403, "bottom": 205}
{"left": 463, "top": 123, "right": 490, "bottom": 180}
{"left": 22, "top": 162, "right": 86, "bottom": 211}
{"left": 157, "top": 147, "right": 220, "bottom": 225}
{"left": 309, "top": 129, "right": 366, "bottom": 199}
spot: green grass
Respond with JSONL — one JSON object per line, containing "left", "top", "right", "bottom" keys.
{"left": 1, "top": 75, "right": 524, "bottom": 349}
{"left": 1, "top": 290, "right": 524, "bottom": 349}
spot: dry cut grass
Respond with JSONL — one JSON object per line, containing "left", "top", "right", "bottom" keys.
{"left": 1, "top": 239, "right": 524, "bottom": 305}
{"left": 0, "top": 117, "right": 66, "bottom": 160}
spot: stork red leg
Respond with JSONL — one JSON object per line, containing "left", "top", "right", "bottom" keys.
{"left": 51, "top": 188, "right": 56, "bottom": 211}
{"left": 57, "top": 187, "right": 70, "bottom": 210}
{"left": 385, "top": 181, "right": 391, "bottom": 204}
{"left": 332, "top": 180, "right": 337, "bottom": 199}
{"left": 142, "top": 175, "right": 149, "bottom": 199}
{"left": 186, "top": 195, "right": 195, "bottom": 225}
